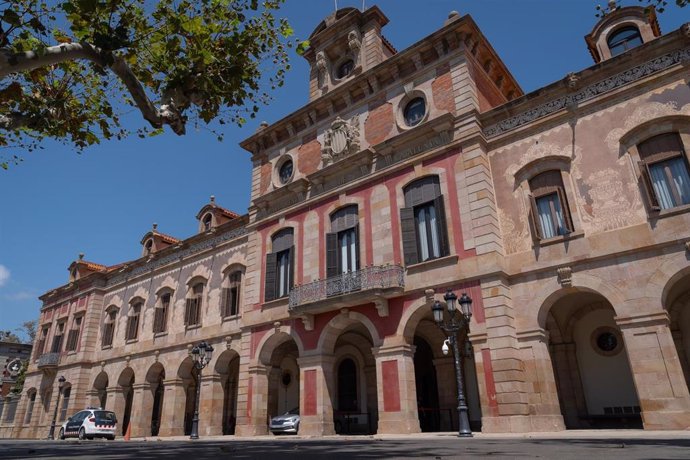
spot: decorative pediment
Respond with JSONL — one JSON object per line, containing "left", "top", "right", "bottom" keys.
{"left": 322, "top": 115, "right": 360, "bottom": 166}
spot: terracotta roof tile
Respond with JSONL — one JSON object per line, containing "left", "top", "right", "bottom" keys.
{"left": 154, "top": 231, "right": 180, "bottom": 244}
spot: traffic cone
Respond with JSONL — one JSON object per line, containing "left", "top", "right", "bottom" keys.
{"left": 124, "top": 423, "right": 131, "bottom": 441}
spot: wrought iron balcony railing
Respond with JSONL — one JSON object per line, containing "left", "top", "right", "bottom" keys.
{"left": 289, "top": 264, "right": 405, "bottom": 311}
{"left": 37, "top": 352, "right": 60, "bottom": 368}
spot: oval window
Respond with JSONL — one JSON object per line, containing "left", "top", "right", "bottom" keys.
{"left": 337, "top": 59, "right": 354, "bottom": 79}
{"left": 279, "top": 159, "right": 293, "bottom": 185}
{"left": 403, "top": 97, "right": 426, "bottom": 127}
{"left": 596, "top": 332, "right": 618, "bottom": 352}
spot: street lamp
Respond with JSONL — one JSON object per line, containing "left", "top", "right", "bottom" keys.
{"left": 47, "top": 375, "right": 66, "bottom": 440}
{"left": 189, "top": 341, "right": 214, "bottom": 440}
{"left": 431, "top": 289, "right": 473, "bottom": 437}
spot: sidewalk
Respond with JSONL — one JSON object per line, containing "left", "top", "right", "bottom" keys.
{"left": 127, "top": 429, "right": 690, "bottom": 443}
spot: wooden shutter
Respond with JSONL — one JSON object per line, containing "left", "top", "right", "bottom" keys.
{"left": 528, "top": 194, "right": 543, "bottom": 240}
{"left": 264, "top": 252, "right": 277, "bottom": 302}
{"left": 354, "top": 225, "right": 361, "bottom": 270}
{"left": 638, "top": 160, "right": 660, "bottom": 211}
{"left": 400, "top": 207, "right": 419, "bottom": 265}
{"left": 433, "top": 195, "right": 450, "bottom": 257}
{"left": 288, "top": 246, "right": 295, "bottom": 293}
{"left": 326, "top": 232, "right": 338, "bottom": 278}
{"left": 184, "top": 298, "right": 193, "bottom": 325}
{"left": 556, "top": 188, "right": 574, "bottom": 233}
{"left": 220, "top": 287, "right": 229, "bottom": 317}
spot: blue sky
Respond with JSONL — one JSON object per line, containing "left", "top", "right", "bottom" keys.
{"left": 0, "top": 0, "right": 687, "bottom": 339}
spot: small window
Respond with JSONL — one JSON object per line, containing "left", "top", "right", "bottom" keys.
{"left": 637, "top": 133, "right": 690, "bottom": 211}
{"left": 401, "top": 176, "right": 450, "bottom": 265}
{"left": 185, "top": 283, "right": 204, "bottom": 327}
{"left": 279, "top": 159, "right": 294, "bottom": 185}
{"left": 222, "top": 271, "right": 242, "bottom": 317}
{"left": 125, "top": 302, "right": 141, "bottom": 341}
{"left": 24, "top": 391, "right": 36, "bottom": 425}
{"left": 403, "top": 97, "right": 426, "bottom": 127}
{"left": 265, "top": 229, "right": 294, "bottom": 301}
{"left": 144, "top": 239, "right": 153, "bottom": 256}
{"left": 59, "top": 386, "right": 71, "bottom": 422}
{"left": 607, "top": 26, "right": 643, "bottom": 57}
{"left": 528, "top": 171, "right": 574, "bottom": 240}
{"left": 336, "top": 59, "right": 354, "bottom": 79}
{"left": 203, "top": 214, "right": 213, "bottom": 231}
{"left": 153, "top": 292, "right": 171, "bottom": 334}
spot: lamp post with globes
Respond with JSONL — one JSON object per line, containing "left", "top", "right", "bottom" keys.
{"left": 431, "top": 289, "right": 473, "bottom": 437}
{"left": 189, "top": 341, "right": 214, "bottom": 440}
{"left": 47, "top": 375, "right": 66, "bottom": 440}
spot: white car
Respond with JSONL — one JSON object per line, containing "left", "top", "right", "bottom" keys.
{"left": 269, "top": 408, "right": 300, "bottom": 434}
{"left": 59, "top": 408, "right": 117, "bottom": 440}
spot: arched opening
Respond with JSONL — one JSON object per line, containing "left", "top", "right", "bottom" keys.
{"left": 265, "top": 338, "right": 300, "bottom": 422}
{"left": 117, "top": 368, "right": 135, "bottom": 436}
{"left": 666, "top": 269, "right": 690, "bottom": 393}
{"left": 546, "top": 291, "right": 641, "bottom": 429}
{"left": 177, "top": 357, "right": 198, "bottom": 436}
{"left": 413, "top": 337, "right": 440, "bottom": 432}
{"left": 92, "top": 372, "right": 109, "bottom": 409}
{"left": 214, "top": 350, "right": 240, "bottom": 435}
{"left": 145, "top": 363, "right": 165, "bottom": 437}
{"left": 337, "top": 359, "right": 357, "bottom": 412}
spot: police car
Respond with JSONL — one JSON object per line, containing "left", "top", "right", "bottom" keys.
{"left": 59, "top": 407, "right": 117, "bottom": 440}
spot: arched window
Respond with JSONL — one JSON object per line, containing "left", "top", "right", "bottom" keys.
{"left": 59, "top": 384, "right": 71, "bottom": 422}
{"left": 24, "top": 390, "right": 36, "bottom": 425}
{"left": 337, "top": 59, "right": 354, "bottom": 79}
{"left": 185, "top": 282, "right": 205, "bottom": 327}
{"left": 202, "top": 213, "right": 213, "bottom": 231}
{"left": 327, "top": 205, "right": 360, "bottom": 277}
{"left": 125, "top": 301, "right": 142, "bottom": 341}
{"left": 144, "top": 239, "right": 153, "bottom": 256}
{"left": 637, "top": 132, "right": 690, "bottom": 211}
{"left": 528, "top": 170, "right": 574, "bottom": 239}
{"left": 65, "top": 316, "right": 82, "bottom": 352}
{"left": 50, "top": 322, "right": 65, "bottom": 353}
{"left": 265, "top": 229, "right": 294, "bottom": 301}
{"left": 401, "top": 176, "right": 450, "bottom": 264}
{"left": 102, "top": 307, "right": 118, "bottom": 348}
{"left": 607, "top": 26, "right": 642, "bottom": 57}
{"left": 222, "top": 271, "right": 242, "bottom": 317}
{"left": 153, "top": 291, "right": 172, "bottom": 334}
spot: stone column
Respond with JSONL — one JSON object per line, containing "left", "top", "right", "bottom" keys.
{"left": 105, "top": 386, "right": 126, "bottom": 434}
{"left": 433, "top": 356, "right": 457, "bottom": 431}
{"left": 85, "top": 390, "right": 100, "bottom": 409}
{"left": 297, "top": 354, "right": 336, "bottom": 436}
{"left": 157, "top": 378, "right": 186, "bottom": 437}
{"left": 550, "top": 342, "right": 588, "bottom": 428}
{"left": 516, "top": 329, "right": 565, "bottom": 431}
{"left": 234, "top": 364, "right": 269, "bottom": 436}
{"left": 373, "top": 344, "right": 420, "bottom": 435}
{"left": 671, "top": 329, "right": 690, "bottom": 388}
{"left": 128, "top": 382, "right": 152, "bottom": 438}
{"left": 616, "top": 311, "right": 690, "bottom": 430}
{"left": 198, "top": 373, "right": 224, "bottom": 436}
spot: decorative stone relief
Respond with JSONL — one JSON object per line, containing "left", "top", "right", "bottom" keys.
{"left": 504, "top": 141, "right": 575, "bottom": 186}
{"left": 322, "top": 115, "right": 360, "bottom": 166}
{"left": 484, "top": 47, "right": 690, "bottom": 137}
{"left": 348, "top": 30, "right": 361, "bottom": 54}
{"left": 316, "top": 51, "right": 328, "bottom": 88}
{"left": 604, "top": 100, "right": 690, "bottom": 153}
{"left": 557, "top": 266, "right": 572, "bottom": 287}
{"left": 498, "top": 207, "right": 531, "bottom": 254}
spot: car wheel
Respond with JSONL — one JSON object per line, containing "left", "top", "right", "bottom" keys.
{"left": 295, "top": 422, "right": 299, "bottom": 434}
{"left": 78, "top": 427, "right": 86, "bottom": 441}
{"left": 58, "top": 428, "right": 65, "bottom": 440}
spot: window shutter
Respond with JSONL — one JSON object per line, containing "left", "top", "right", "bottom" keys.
{"left": 288, "top": 246, "right": 295, "bottom": 292}
{"left": 354, "top": 225, "right": 361, "bottom": 270}
{"left": 264, "top": 252, "right": 277, "bottom": 302}
{"left": 220, "top": 287, "right": 229, "bottom": 317}
{"left": 185, "top": 298, "right": 193, "bottom": 325}
{"left": 528, "top": 194, "right": 543, "bottom": 240}
{"left": 433, "top": 195, "right": 450, "bottom": 257}
{"left": 556, "top": 188, "right": 574, "bottom": 233}
{"left": 326, "top": 232, "right": 338, "bottom": 278}
{"left": 400, "top": 207, "right": 419, "bottom": 265}
{"left": 638, "top": 160, "right": 660, "bottom": 211}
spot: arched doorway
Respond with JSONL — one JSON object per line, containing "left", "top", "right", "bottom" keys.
{"left": 413, "top": 336, "right": 440, "bottom": 432}
{"left": 546, "top": 292, "right": 641, "bottom": 429}
{"left": 666, "top": 270, "right": 690, "bottom": 392}
{"left": 264, "top": 338, "right": 300, "bottom": 421}
{"left": 145, "top": 363, "right": 165, "bottom": 436}
{"left": 92, "top": 372, "right": 109, "bottom": 409}
{"left": 117, "top": 368, "right": 135, "bottom": 436}
{"left": 214, "top": 350, "right": 240, "bottom": 435}
{"left": 177, "top": 357, "right": 198, "bottom": 436}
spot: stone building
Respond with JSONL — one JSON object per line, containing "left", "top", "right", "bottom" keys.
{"left": 3, "top": 3, "right": 690, "bottom": 439}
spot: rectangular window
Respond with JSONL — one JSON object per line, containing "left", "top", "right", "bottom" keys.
{"left": 102, "top": 310, "right": 116, "bottom": 348}
{"left": 65, "top": 316, "right": 82, "bottom": 352}
{"left": 24, "top": 392, "right": 36, "bottom": 425}
{"left": 338, "top": 228, "right": 358, "bottom": 273}
{"left": 125, "top": 304, "right": 141, "bottom": 341}
{"left": 222, "top": 273, "right": 241, "bottom": 317}
{"left": 185, "top": 284, "right": 203, "bottom": 326}
{"left": 59, "top": 387, "right": 71, "bottom": 422}
{"left": 529, "top": 170, "right": 573, "bottom": 240}
{"left": 265, "top": 229, "right": 294, "bottom": 302}
{"left": 36, "top": 326, "right": 49, "bottom": 358}
{"left": 3, "top": 398, "right": 17, "bottom": 423}
{"left": 401, "top": 196, "right": 449, "bottom": 265}
{"left": 277, "top": 249, "right": 291, "bottom": 298}
{"left": 638, "top": 132, "right": 690, "bottom": 211}
{"left": 535, "top": 192, "right": 568, "bottom": 239}
{"left": 50, "top": 322, "right": 65, "bottom": 353}
{"left": 415, "top": 202, "right": 441, "bottom": 261}
{"left": 153, "top": 293, "right": 170, "bottom": 334}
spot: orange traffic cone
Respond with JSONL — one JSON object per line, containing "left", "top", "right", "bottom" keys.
{"left": 124, "top": 423, "right": 131, "bottom": 441}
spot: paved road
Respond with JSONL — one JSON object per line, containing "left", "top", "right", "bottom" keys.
{"left": 1, "top": 435, "right": 690, "bottom": 460}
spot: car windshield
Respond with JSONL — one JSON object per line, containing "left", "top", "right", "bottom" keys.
{"left": 94, "top": 411, "right": 117, "bottom": 423}
{"left": 284, "top": 408, "right": 299, "bottom": 416}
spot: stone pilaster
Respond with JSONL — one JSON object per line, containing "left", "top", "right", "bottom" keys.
{"left": 234, "top": 364, "right": 269, "bottom": 436}
{"left": 105, "top": 386, "right": 126, "bottom": 434}
{"left": 297, "top": 354, "right": 336, "bottom": 436}
{"left": 373, "top": 345, "right": 420, "bottom": 435}
{"left": 616, "top": 311, "right": 690, "bottom": 430}
{"left": 198, "top": 374, "right": 224, "bottom": 436}
{"left": 157, "top": 378, "right": 186, "bottom": 437}
{"left": 550, "top": 342, "right": 588, "bottom": 428}
{"left": 128, "top": 382, "right": 152, "bottom": 438}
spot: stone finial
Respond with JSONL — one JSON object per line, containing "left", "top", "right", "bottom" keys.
{"left": 78, "top": 253, "right": 84, "bottom": 260}
{"left": 608, "top": 0, "right": 617, "bottom": 11}
{"left": 257, "top": 121, "right": 269, "bottom": 132}
{"left": 152, "top": 223, "right": 158, "bottom": 230}
{"left": 210, "top": 195, "right": 215, "bottom": 203}
{"left": 444, "top": 11, "right": 460, "bottom": 26}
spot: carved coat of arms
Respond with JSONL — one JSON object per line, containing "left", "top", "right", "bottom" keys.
{"left": 322, "top": 116, "right": 360, "bottom": 166}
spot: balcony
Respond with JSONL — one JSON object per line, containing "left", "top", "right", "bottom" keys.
{"left": 37, "top": 352, "right": 60, "bottom": 369}
{"left": 289, "top": 264, "right": 405, "bottom": 316}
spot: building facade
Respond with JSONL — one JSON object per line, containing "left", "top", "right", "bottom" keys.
{"left": 3, "top": 3, "right": 690, "bottom": 439}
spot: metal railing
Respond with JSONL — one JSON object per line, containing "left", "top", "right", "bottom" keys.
{"left": 37, "top": 352, "right": 60, "bottom": 368}
{"left": 289, "top": 264, "right": 405, "bottom": 310}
